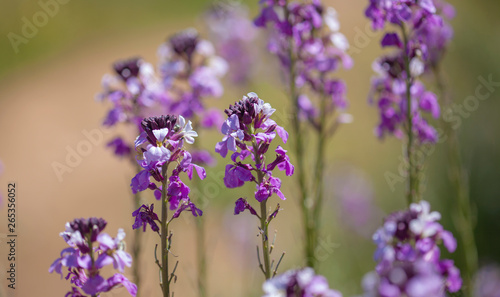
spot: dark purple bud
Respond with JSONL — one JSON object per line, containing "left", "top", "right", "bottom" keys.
{"left": 113, "top": 57, "right": 141, "bottom": 81}
{"left": 69, "top": 218, "right": 107, "bottom": 241}
{"left": 169, "top": 29, "right": 199, "bottom": 61}
{"left": 141, "top": 115, "right": 177, "bottom": 144}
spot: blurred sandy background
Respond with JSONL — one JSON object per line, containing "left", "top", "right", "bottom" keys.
{"left": 0, "top": 0, "right": 499, "bottom": 296}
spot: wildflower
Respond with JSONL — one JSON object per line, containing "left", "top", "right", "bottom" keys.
{"left": 49, "top": 218, "right": 137, "bottom": 297}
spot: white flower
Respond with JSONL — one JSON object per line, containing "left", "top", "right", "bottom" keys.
{"left": 207, "top": 56, "right": 229, "bottom": 77}
{"left": 409, "top": 200, "right": 441, "bottom": 237}
{"left": 177, "top": 115, "right": 198, "bottom": 144}
{"left": 409, "top": 57, "right": 425, "bottom": 78}
{"left": 330, "top": 32, "right": 349, "bottom": 51}
{"left": 324, "top": 7, "right": 340, "bottom": 32}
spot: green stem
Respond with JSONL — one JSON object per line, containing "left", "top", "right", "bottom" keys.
{"left": 253, "top": 141, "right": 271, "bottom": 279}
{"left": 161, "top": 164, "right": 170, "bottom": 297}
{"left": 284, "top": 2, "right": 315, "bottom": 268}
{"left": 132, "top": 164, "right": 143, "bottom": 297}
{"left": 310, "top": 90, "right": 330, "bottom": 267}
{"left": 434, "top": 67, "right": 478, "bottom": 296}
{"left": 401, "top": 23, "right": 417, "bottom": 206}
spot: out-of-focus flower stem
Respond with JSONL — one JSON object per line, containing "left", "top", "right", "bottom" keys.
{"left": 283, "top": 1, "right": 316, "bottom": 269}
{"left": 311, "top": 91, "right": 329, "bottom": 260}
{"left": 401, "top": 23, "right": 418, "bottom": 206}
{"left": 434, "top": 66, "right": 478, "bottom": 296}
{"left": 191, "top": 117, "right": 208, "bottom": 297}
{"left": 161, "top": 163, "right": 170, "bottom": 297}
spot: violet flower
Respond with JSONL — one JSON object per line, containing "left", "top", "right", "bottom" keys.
{"left": 216, "top": 93, "right": 292, "bottom": 208}
{"left": 366, "top": 0, "right": 454, "bottom": 144}
{"left": 49, "top": 218, "right": 137, "bottom": 297}
{"left": 97, "top": 57, "right": 167, "bottom": 160}
{"left": 361, "top": 200, "right": 462, "bottom": 296}
{"left": 131, "top": 115, "right": 205, "bottom": 226}
{"left": 262, "top": 267, "right": 342, "bottom": 297}
{"left": 255, "top": 0, "right": 353, "bottom": 126}
{"left": 254, "top": 0, "right": 352, "bottom": 269}
{"left": 204, "top": 2, "right": 257, "bottom": 84}
{"left": 473, "top": 264, "right": 500, "bottom": 297}
{"left": 216, "top": 92, "right": 293, "bottom": 279}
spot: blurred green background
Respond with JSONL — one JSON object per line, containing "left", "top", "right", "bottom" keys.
{"left": 0, "top": 0, "right": 499, "bottom": 296}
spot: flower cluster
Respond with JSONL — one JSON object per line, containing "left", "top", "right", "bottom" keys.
{"left": 204, "top": 2, "right": 257, "bottom": 84}
{"left": 255, "top": 0, "right": 352, "bottom": 127}
{"left": 361, "top": 200, "right": 461, "bottom": 296}
{"left": 131, "top": 115, "right": 205, "bottom": 231}
{"left": 473, "top": 264, "right": 500, "bottom": 297}
{"left": 366, "top": 0, "right": 455, "bottom": 143}
{"left": 49, "top": 218, "right": 137, "bottom": 297}
{"left": 262, "top": 267, "right": 342, "bottom": 297}
{"left": 97, "top": 57, "right": 167, "bottom": 159}
{"left": 157, "top": 29, "right": 227, "bottom": 124}
{"left": 216, "top": 93, "right": 293, "bottom": 213}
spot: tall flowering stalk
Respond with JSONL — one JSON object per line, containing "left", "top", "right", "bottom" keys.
{"left": 157, "top": 28, "right": 227, "bottom": 297}
{"left": 363, "top": 1, "right": 465, "bottom": 295}
{"left": 131, "top": 115, "right": 205, "bottom": 297}
{"left": 366, "top": 0, "right": 446, "bottom": 204}
{"left": 216, "top": 93, "right": 293, "bottom": 279}
{"left": 361, "top": 201, "right": 462, "bottom": 296}
{"left": 97, "top": 56, "right": 167, "bottom": 293}
{"left": 427, "top": 1, "right": 478, "bottom": 292}
{"left": 204, "top": 2, "right": 257, "bottom": 84}
{"left": 254, "top": 0, "right": 352, "bottom": 269}
{"left": 49, "top": 218, "right": 137, "bottom": 297}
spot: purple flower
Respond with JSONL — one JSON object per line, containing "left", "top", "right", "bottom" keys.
{"left": 262, "top": 267, "right": 342, "bottom": 297}
{"left": 234, "top": 198, "right": 258, "bottom": 216}
{"left": 223, "top": 164, "right": 254, "bottom": 188}
{"left": 107, "top": 137, "right": 132, "bottom": 158}
{"left": 216, "top": 114, "right": 244, "bottom": 158}
{"left": 205, "top": 2, "right": 257, "bottom": 84}
{"left": 255, "top": 176, "right": 285, "bottom": 202}
{"left": 363, "top": 200, "right": 461, "bottom": 296}
{"left": 366, "top": 0, "right": 454, "bottom": 144}
{"left": 473, "top": 264, "right": 500, "bottom": 297}
{"left": 50, "top": 218, "right": 136, "bottom": 296}
{"left": 267, "top": 146, "right": 294, "bottom": 176}
{"left": 132, "top": 204, "right": 160, "bottom": 232}
{"left": 95, "top": 229, "right": 132, "bottom": 272}
{"left": 255, "top": 1, "right": 352, "bottom": 129}
{"left": 217, "top": 93, "right": 293, "bottom": 217}
{"left": 172, "top": 200, "right": 203, "bottom": 219}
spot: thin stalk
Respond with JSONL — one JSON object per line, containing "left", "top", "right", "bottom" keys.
{"left": 161, "top": 164, "right": 170, "bottom": 297}
{"left": 311, "top": 91, "right": 330, "bottom": 265}
{"left": 253, "top": 140, "right": 271, "bottom": 279}
{"left": 89, "top": 234, "right": 97, "bottom": 297}
{"left": 190, "top": 116, "right": 208, "bottom": 297}
{"left": 434, "top": 67, "right": 478, "bottom": 296}
{"left": 132, "top": 163, "right": 143, "bottom": 297}
{"left": 401, "top": 23, "right": 417, "bottom": 205}
{"left": 284, "top": 2, "right": 315, "bottom": 268}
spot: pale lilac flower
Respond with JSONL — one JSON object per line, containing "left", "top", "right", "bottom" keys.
{"left": 204, "top": 2, "right": 257, "bottom": 84}
{"left": 255, "top": 0, "right": 352, "bottom": 128}
{"left": 263, "top": 267, "right": 342, "bottom": 297}
{"left": 474, "top": 264, "right": 500, "bottom": 297}
{"left": 50, "top": 218, "right": 137, "bottom": 297}
{"left": 362, "top": 200, "right": 461, "bottom": 296}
